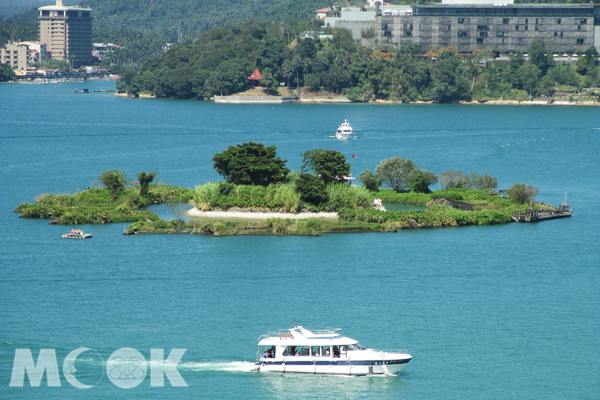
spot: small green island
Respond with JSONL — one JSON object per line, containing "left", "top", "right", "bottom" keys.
{"left": 14, "top": 142, "right": 571, "bottom": 237}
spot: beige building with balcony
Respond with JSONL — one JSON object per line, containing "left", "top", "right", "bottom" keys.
{"left": 1, "top": 43, "right": 29, "bottom": 73}
{"left": 39, "top": 0, "right": 92, "bottom": 68}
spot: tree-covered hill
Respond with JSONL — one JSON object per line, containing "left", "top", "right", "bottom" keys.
{"left": 81, "top": 0, "right": 326, "bottom": 41}
{"left": 120, "top": 21, "right": 600, "bottom": 103}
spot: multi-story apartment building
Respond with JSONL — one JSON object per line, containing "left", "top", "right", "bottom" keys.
{"left": 20, "top": 41, "right": 48, "bottom": 64}
{"left": 38, "top": 0, "right": 92, "bottom": 68}
{"left": 0, "top": 43, "right": 29, "bottom": 73}
{"left": 377, "top": 0, "right": 599, "bottom": 53}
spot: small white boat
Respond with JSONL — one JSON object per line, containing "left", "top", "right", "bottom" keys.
{"left": 62, "top": 229, "right": 92, "bottom": 239}
{"left": 254, "top": 325, "right": 411, "bottom": 375}
{"left": 336, "top": 119, "right": 354, "bottom": 140}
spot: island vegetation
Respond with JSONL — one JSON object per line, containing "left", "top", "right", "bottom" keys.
{"left": 14, "top": 142, "right": 562, "bottom": 236}
{"left": 15, "top": 142, "right": 560, "bottom": 236}
{"left": 14, "top": 170, "right": 193, "bottom": 225}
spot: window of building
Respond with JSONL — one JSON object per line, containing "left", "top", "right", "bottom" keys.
{"left": 560, "top": 32, "right": 563, "bottom": 38}
{"left": 576, "top": 38, "right": 585, "bottom": 45}
{"left": 448, "top": 25, "right": 451, "bottom": 30}
{"left": 458, "top": 18, "right": 464, "bottom": 24}
{"left": 503, "top": 18, "right": 509, "bottom": 24}
{"left": 404, "top": 31, "right": 413, "bottom": 37}
{"left": 382, "top": 24, "right": 388, "bottom": 30}
{"left": 535, "top": 25, "right": 538, "bottom": 31}
{"left": 577, "top": 19, "right": 587, "bottom": 25}
{"left": 496, "top": 31, "right": 505, "bottom": 37}
{"left": 577, "top": 25, "right": 581, "bottom": 31}
{"left": 525, "top": 25, "right": 528, "bottom": 31}
{"left": 525, "top": 18, "right": 528, "bottom": 24}
{"left": 535, "top": 19, "right": 539, "bottom": 24}
{"left": 458, "top": 31, "right": 468, "bottom": 37}
{"left": 477, "top": 25, "right": 490, "bottom": 31}
{"left": 480, "top": 32, "right": 488, "bottom": 37}
{"left": 557, "top": 18, "right": 561, "bottom": 25}
{"left": 515, "top": 25, "right": 519, "bottom": 30}
{"left": 554, "top": 32, "right": 558, "bottom": 37}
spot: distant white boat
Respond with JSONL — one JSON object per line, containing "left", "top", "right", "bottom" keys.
{"left": 336, "top": 119, "right": 354, "bottom": 140}
{"left": 62, "top": 229, "right": 92, "bottom": 239}
{"left": 253, "top": 325, "right": 411, "bottom": 375}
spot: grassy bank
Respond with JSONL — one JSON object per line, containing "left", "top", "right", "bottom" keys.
{"left": 15, "top": 184, "right": 193, "bottom": 224}
{"left": 192, "top": 181, "right": 373, "bottom": 212}
{"left": 378, "top": 188, "right": 553, "bottom": 214}
{"left": 125, "top": 204, "right": 512, "bottom": 236}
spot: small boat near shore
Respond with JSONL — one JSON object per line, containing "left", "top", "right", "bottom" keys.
{"left": 62, "top": 229, "right": 92, "bottom": 239}
{"left": 335, "top": 119, "right": 354, "bottom": 140}
{"left": 253, "top": 325, "right": 411, "bottom": 375}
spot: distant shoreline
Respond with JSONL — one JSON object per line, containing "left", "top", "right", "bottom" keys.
{"left": 113, "top": 91, "right": 599, "bottom": 106}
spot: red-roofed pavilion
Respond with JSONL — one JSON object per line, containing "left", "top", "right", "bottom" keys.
{"left": 248, "top": 68, "right": 262, "bottom": 87}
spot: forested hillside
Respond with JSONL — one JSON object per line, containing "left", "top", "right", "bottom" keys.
{"left": 120, "top": 22, "right": 600, "bottom": 102}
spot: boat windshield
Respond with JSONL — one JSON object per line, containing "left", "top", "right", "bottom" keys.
{"left": 348, "top": 344, "right": 366, "bottom": 351}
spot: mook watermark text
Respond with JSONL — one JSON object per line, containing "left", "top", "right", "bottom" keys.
{"left": 9, "top": 347, "right": 187, "bottom": 389}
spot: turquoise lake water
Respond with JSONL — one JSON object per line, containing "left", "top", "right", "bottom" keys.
{"left": 1, "top": 81, "right": 599, "bottom": 399}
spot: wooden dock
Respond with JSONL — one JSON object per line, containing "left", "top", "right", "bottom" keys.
{"left": 511, "top": 203, "right": 572, "bottom": 223}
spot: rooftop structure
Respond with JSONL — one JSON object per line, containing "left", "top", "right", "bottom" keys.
{"left": 39, "top": 0, "right": 92, "bottom": 68}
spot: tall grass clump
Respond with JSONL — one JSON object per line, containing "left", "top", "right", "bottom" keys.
{"left": 192, "top": 182, "right": 222, "bottom": 210}
{"left": 270, "top": 182, "right": 301, "bottom": 212}
{"left": 326, "top": 184, "right": 373, "bottom": 211}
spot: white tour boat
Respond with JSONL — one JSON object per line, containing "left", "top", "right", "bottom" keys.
{"left": 335, "top": 119, "right": 354, "bottom": 140}
{"left": 62, "top": 229, "right": 92, "bottom": 239}
{"left": 254, "top": 325, "right": 411, "bottom": 375}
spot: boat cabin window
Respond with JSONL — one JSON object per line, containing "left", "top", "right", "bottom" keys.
{"left": 332, "top": 345, "right": 340, "bottom": 358}
{"left": 259, "top": 345, "right": 275, "bottom": 358}
{"left": 321, "top": 346, "right": 331, "bottom": 357}
{"left": 311, "top": 346, "right": 320, "bottom": 357}
{"left": 283, "top": 346, "right": 309, "bottom": 356}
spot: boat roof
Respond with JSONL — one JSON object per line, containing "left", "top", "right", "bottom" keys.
{"left": 257, "top": 326, "right": 359, "bottom": 346}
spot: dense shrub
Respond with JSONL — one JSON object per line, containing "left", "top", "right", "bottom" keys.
{"left": 358, "top": 169, "right": 381, "bottom": 192}
{"left": 296, "top": 174, "right": 329, "bottom": 205}
{"left": 506, "top": 183, "right": 539, "bottom": 203}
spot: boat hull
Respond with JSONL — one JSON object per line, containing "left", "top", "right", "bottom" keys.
{"left": 257, "top": 357, "right": 410, "bottom": 375}
{"left": 62, "top": 234, "right": 92, "bottom": 239}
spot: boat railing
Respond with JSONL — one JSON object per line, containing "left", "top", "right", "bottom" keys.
{"left": 256, "top": 329, "right": 293, "bottom": 343}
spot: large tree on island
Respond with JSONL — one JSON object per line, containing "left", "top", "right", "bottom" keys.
{"left": 375, "top": 157, "right": 437, "bottom": 193}
{"left": 375, "top": 157, "right": 417, "bottom": 192}
{"left": 212, "top": 142, "right": 289, "bottom": 186}
{"left": 98, "top": 169, "right": 129, "bottom": 199}
{"left": 300, "top": 149, "right": 351, "bottom": 185}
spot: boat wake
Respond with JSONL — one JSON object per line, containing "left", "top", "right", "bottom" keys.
{"left": 179, "top": 361, "right": 256, "bottom": 373}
